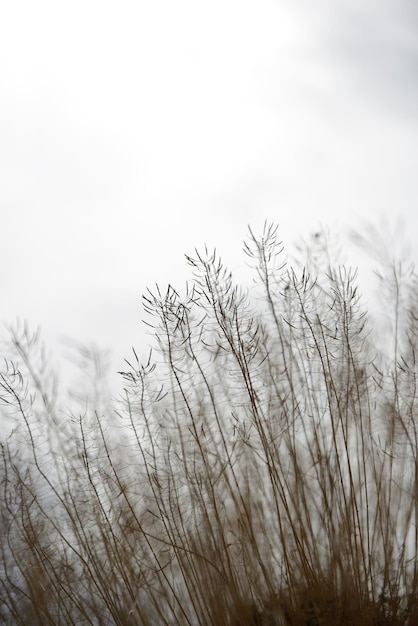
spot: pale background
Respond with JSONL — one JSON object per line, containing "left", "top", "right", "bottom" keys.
{"left": 1, "top": 0, "right": 417, "bottom": 391}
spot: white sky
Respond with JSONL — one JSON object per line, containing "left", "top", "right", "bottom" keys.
{"left": 1, "top": 0, "right": 417, "bottom": 390}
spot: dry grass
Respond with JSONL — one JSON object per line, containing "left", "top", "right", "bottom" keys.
{"left": 1, "top": 223, "right": 418, "bottom": 625}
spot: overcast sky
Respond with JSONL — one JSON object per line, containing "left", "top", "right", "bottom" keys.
{"left": 1, "top": 0, "right": 417, "bottom": 389}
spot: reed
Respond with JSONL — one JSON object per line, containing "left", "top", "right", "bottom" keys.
{"left": 1, "top": 223, "right": 417, "bottom": 625}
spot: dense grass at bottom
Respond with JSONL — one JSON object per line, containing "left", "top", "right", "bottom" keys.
{"left": 1, "top": 224, "right": 418, "bottom": 625}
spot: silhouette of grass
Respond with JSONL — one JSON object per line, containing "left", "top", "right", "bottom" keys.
{"left": 1, "top": 223, "right": 418, "bottom": 625}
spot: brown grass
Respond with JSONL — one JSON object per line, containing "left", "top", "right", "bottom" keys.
{"left": 1, "top": 223, "right": 418, "bottom": 625}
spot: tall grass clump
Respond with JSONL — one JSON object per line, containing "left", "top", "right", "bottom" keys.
{"left": 1, "top": 223, "right": 418, "bottom": 625}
